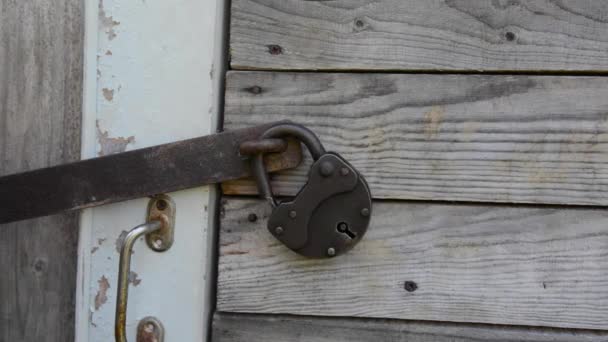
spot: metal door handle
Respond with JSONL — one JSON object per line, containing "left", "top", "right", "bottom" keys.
{"left": 115, "top": 196, "right": 175, "bottom": 342}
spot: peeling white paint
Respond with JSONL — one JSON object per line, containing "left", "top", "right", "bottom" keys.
{"left": 101, "top": 88, "right": 114, "bottom": 101}
{"left": 96, "top": 120, "right": 134, "bottom": 156}
{"left": 94, "top": 276, "right": 110, "bottom": 311}
{"left": 98, "top": 0, "right": 120, "bottom": 41}
{"left": 77, "top": 0, "right": 227, "bottom": 340}
{"left": 128, "top": 271, "right": 141, "bottom": 286}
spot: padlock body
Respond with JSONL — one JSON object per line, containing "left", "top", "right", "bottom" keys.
{"left": 267, "top": 152, "right": 372, "bottom": 258}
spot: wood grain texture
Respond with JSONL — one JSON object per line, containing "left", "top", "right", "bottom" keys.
{"left": 0, "top": 0, "right": 83, "bottom": 340}
{"left": 218, "top": 198, "right": 608, "bottom": 330}
{"left": 224, "top": 72, "right": 608, "bottom": 206}
{"left": 213, "top": 312, "right": 608, "bottom": 342}
{"left": 230, "top": 0, "right": 608, "bottom": 71}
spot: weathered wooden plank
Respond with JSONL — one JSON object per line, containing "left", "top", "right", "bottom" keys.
{"left": 212, "top": 312, "right": 608, "bottom": 342}
{"left": 224, "top": 72, "right": 608, "bottom": 206}
{"left": 218, "top": 198, "right": 608, "bottom": 330}
{"left": 230, "top": 0, "right": 608, "bottom": 71}
{"left": 0, "top": 0, "right": 83, "bottom": 340}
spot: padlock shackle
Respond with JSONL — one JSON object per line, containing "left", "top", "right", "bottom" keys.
{"left": 261, "top": 123, "right": 326, "bottom": 160}
{"left": 251, "top": 123, "right": 327, "bottom": 207}
{"left": 252, "top": 153, "right": 277, "bottom": 207}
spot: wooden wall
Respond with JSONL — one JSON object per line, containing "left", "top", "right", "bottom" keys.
{"left": 216, "top": 1, "right": 608, "bottom": 341}
{"left": 0, "top": 0, "right": 83, "bottom": 340}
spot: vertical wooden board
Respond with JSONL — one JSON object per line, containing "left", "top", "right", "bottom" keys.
{"left": 0, "top": 214, "right": 80, "bottom": 340}
{"left": 230, "top": 0, "right": 608, "bottom": 71}
{"left": 224, "top": 72, "right": 608, "bottom": 206}
{"left": 0, "top": 0, "right": 83, "bottom": 340}
{"left": 212, "top": 313, "right": 608, "bottom": 342}
{"left": 218, "top": 199, "right": 608, "bottom": 330}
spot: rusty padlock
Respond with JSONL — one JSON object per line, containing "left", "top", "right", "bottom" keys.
{"left": 245, "top": 122, "right": 372, "bottom": 258}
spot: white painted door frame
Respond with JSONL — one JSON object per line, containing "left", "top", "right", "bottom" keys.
{"left": 76, "top": 0, "right": 228, "bottom": 340}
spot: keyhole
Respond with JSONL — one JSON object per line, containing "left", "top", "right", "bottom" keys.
{"left": 337, "top": 222, "right": 356, "bottom": 239}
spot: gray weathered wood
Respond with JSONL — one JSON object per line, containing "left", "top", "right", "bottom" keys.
{"left": 230, "top": 0, "right": 608, "bottom": 71}
{"left": 212, "top": 312, "right": 608, "bottom": 342}
{"left": 0, "top": 0, "right": 83, "bottom": 340}
{"left": 218, "top": 198, "right": 608, "bottom": 330}
{"left": 224, "top": 72, "right": 608, "bottom": 206}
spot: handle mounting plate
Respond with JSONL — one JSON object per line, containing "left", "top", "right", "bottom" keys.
{"left": 146, "top": 195, "right": 176, "bottom": 252}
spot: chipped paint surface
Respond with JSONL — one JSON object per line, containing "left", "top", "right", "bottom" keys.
{"left": 128, "top": 271, "right": 142, "bottom": 286}
{"left": 94, "top": 276, "right": 110, "bottom": 310}
{"left": 102, "top": 88, "right": 114, "bottom": 101}
{"left": 96, "top": 121, "right": 134, "bottom": 156}
{"left": 98, "top": 0, "right": 119, "bottom": 40}
{"left": 78, "top": 0, "right": 225, "bottom": 340}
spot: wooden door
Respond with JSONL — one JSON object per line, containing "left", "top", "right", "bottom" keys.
{"left": 214, "top": 1, "right": 608, "bottom": 341}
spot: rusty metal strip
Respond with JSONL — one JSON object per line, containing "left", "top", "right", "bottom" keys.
{"left": 0, "top": 122, "right": 302, "bottom": 224}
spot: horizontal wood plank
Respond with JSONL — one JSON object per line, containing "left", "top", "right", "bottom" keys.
{"left": 224, "top": 72, "right": 608, "bottom": 206}
{"left": 213, "top": 312, "right": 608, "bottom": 342}
{"left": 230, "top": 0, "right": 608, "bottom": 71}
{"left": 218, "top": 198, "right": 608, "bottom": 330}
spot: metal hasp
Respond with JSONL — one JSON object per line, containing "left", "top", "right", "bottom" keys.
{"left": 115, "top": 196, "right": 175, "bottom": 342}
{"left": 0, "top": 122, "right": 302, "bottom": 224}
{"left": 243, "top": 123, "right": 373, "bottom": 258}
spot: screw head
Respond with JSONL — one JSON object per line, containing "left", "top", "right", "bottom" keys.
{"left": 153, "top": 239, "right": 163, "bottom": 249}
{"left": 145, "top": 323, "right": 155, "bottom": 333}
{"left": 404, "top": 281, "right": 418, "bottom": 292}
{"left": 247, "top": 213, "right": 258, "bottom": 222}
{"left": 360, "top": 208, "right": 370, "bottom": 217}
{"left": 275, "top": 226, "right": 284, "bottom": 235}
{"left": 268, "top": 44, "right": 283, "bottom": 55}
{"left": 33, "top": 258, "right": 46, "bottom": 272}
{"left": 327, "top": 247, "right": 336, "bottom": 257}
{"left": 340, "top": 167, "right": 350, "bottom": 176}
{"left": 337, "top": 222, "right": 348, "bottom": 233}
{"left": 289, "top": 210, "right": 297, "bottom": 219}
{"left": 156, "top": 199, "right": 168, "bottom": 211}
{"left": 319, "top": 161, "right": 334, "bottom": 177}
{"left": 249, "top": 85, "right": 262, "bottom": 94}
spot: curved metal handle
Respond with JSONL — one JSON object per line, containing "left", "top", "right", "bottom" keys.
{"left": 114, "top": 196, "right": 174, "bottom": 342}
{"left": 115, "top": 220, "right": 163, "bottom": 342}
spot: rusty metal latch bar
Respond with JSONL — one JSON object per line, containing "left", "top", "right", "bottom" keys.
{"left": 0, "top": 122, "right": 302, "bottom": 224}
{"left": 115, "top": 196, "right": 175, "bottom": 342}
